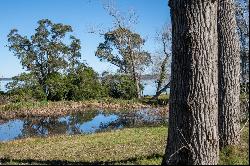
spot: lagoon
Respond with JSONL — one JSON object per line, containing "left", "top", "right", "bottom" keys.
{"left": 0, "top": 108, "right": 168, "bottom": 142}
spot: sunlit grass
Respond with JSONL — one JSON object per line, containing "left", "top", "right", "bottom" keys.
{"left": 0, "top": 126, "right": 248, "bottom": 165}
{"left": 0, "top": 127, "right": 167, "bottom": 165}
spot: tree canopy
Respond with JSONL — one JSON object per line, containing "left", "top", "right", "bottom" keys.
{"left": 7, "top": 19, "right": 81, "bottom": 98}
{"left": 95, "top": 27, "right": 151, "bottom": 74}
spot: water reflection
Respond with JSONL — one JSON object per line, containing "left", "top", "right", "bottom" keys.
{"left": 0, "top": 109, "right": 167, "bottom": 142}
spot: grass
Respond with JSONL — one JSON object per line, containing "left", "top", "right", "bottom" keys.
{"left": 0, "top": 98, "right": 150, "bottom": 111}
{"left": 141, "top": 94, "right": 170, "bottom": 106}
{"left": 0, "top": 100, "right": 49, "bottom": 111}
{"left": 0, "top": 98, "right": 165, "bottom": 121}
{"left": 219, "top": 124, "right": 249, "bottom": 165}
{"left": 0, "top": 95, "right": 170, "bottom": 112}
{"left": 0, "top": 126, "right": 167, "bottom": 165}
{"left": 0, "top": 98, "right": 168, "bottom": 123}
{"left": 0, "top": 126, "right": 248, "bottom": 165}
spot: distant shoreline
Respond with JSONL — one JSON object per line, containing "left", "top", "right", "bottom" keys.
{"left": 0, "top": 78, "right": 12, "bottom": 81}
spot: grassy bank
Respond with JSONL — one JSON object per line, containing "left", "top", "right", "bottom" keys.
{"left": 0, "top": 127, "right": 167, "bottom": 165}
{"left": 0, "top": 98, "right": 169, "bottom": 121}
{"left": 0, "top": 126, "right": 248, "bottom": 165}
{"left": 0, "top": 94, "right": 170, "bottom": 112}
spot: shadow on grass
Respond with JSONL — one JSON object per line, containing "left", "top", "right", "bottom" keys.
{"left": 0, "top": 154, "right": 163, "bottom": 165}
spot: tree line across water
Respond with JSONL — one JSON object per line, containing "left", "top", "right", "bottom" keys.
{"left": 1, "top": 0, "right": 247, "bottom": 103}
{"left": 1, "top": 4, "right": 174, "bottom": 102}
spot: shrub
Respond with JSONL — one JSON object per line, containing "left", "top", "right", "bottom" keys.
{"left": 66, "top": 66, "right": 106, "bottom": 100}
{"left": 6, "top": 73, "right": 46, "bottom": 102}
{"left": 102, "top": 74, "right": 138, "bottom": 100}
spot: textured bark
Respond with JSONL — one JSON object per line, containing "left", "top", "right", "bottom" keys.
{"left": 162, "top": 0, "right": 219, "bottom": 165}
{"left": 218, "top": 0, "right": 241, "bottom": 148}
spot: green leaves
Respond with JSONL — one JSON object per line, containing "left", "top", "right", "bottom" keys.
{"left": 95, "top": 27, "right": 151, "bottom": 74}
{"left": 6, "top": 73, "right": 46, "bottom": 102}
{"left": 102, "top": 74, "right": 138, "bottom": 100}
{"left": 66, "top": 66, "right": 106, "bottom": 101}
{"left": 7, "top": 19, "right": 82, "bottom": 99}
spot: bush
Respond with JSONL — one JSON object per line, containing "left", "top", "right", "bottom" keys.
{"left": 66, "top": 66, "right": 107, "bottom": 100}
{"left": 6, "top": 65, "right": 107, "bottom": 102}
{"left": 102, "top": 74, "right": 138, "bottom": 100}
{"left": 46, "top": 72, "right": 68, "bottom": 101}
{"left": 0, "top": 93, "right": 10, "bottom": 105}
{"left": 6, "top": 73, "right": 46, "bottom": 102}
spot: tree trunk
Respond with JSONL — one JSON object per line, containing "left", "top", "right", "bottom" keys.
{"left": 152, "top": 81, "right": 170, "bottom": 100}
{"left": 156, "top": 54, "right": 169, "bottom": 94}
{"left": 131, "top": 58, "right": 141, "bottom": 99}
{"left": 135, "top": 75, "right": 141, "bottom": 99}
{"left": 128, "top": 38, "right": 141, "bottom": 99}
{"left": 162, "top": 0, "right": 219, "bottom": 165}
{"left": 218, "top": 0, "right": 241, "bottom": 148}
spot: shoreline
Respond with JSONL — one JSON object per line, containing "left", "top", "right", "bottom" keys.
{"left": 0, "top": 100, "right": 168, "bottom": 121}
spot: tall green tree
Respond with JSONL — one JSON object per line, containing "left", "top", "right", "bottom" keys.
{"left": 95, "top": 27, "right": 151, "bottom": 99}
{"left": 7, "top": 19, "right": 81, "bottom": 99}
{"left": 162, "top": 0, "right": 219, "bottom": 164}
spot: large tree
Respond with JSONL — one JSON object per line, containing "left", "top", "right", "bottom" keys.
{"left": 95, "top": 27, "right": 151, "bottom": 98}
{"left": 7, "top": 19, "right": 81, "bottom": 99}
{"left": 162, "top": 0, "right": 219, "bottom": 165}
{"left": 218, "top": 0, "right": 241, "bottom": 148}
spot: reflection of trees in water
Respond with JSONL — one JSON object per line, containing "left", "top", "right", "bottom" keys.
{"left": 17, "top": 110, "right": 100, "bottom": 139}
{"left": 67, "top": 110, "right": 99, "bottom": 134}
{"left": 19, "top": 117, "right": 68, "bottom": 139}
{"left": 14, "top": 109, "right": 167, "bottom": 139}
{"left": 0, "top": 119, "right": 8, "bottom": 125}
{"left": 98, "top": 112, "right": 137, "bottom": 131}
{"left": 98, "top": 110, "right": 167, "bottom": 132}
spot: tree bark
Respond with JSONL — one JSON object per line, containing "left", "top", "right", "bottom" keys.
{"left": 218, "top": 0, "right": 241, "bottom": 148}
{"left": 131, "top": 53, "right": 141, "bottom": 99}
{"left": 162, "top": 0, "right": 219, "bottom": 165}
{"left": 135, "top": 75, "right": 141, "bottom": 99}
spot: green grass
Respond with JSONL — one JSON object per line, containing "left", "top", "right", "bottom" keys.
{"left": 0, "top": 99, "right": 157, "bottom": 120}
{"left": 0, "top": 126, "right": 248, "bottom": 165}
{"left": 219, "top": 125, "right": 249, "bottom": 165}
{"left": 0, "top": 100, "right": 49, "bottom": 111}
{"left": 0, "top": 127, "right": 167, "bottom": 165}
{"left": 140, "top": 94, "right": 170, "bottom": 106}
{"left": 0, "top": 98, "right": 148, "bottom": 111}
{"left": 0, "top": 95, "right": 169, "bottom": 112}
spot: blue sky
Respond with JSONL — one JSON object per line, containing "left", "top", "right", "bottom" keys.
{"left": 0, "top": 0, "right": 170, "bottom": 78}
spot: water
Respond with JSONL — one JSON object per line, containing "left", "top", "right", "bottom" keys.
{"left": 0, "top": 109, "right": 168, "bottom": 142}
{"left": 0, "top": 80, "right": 10, "bottom": 92}
{"left": 142, "top": 80, "right": 157, "bottom": 96}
